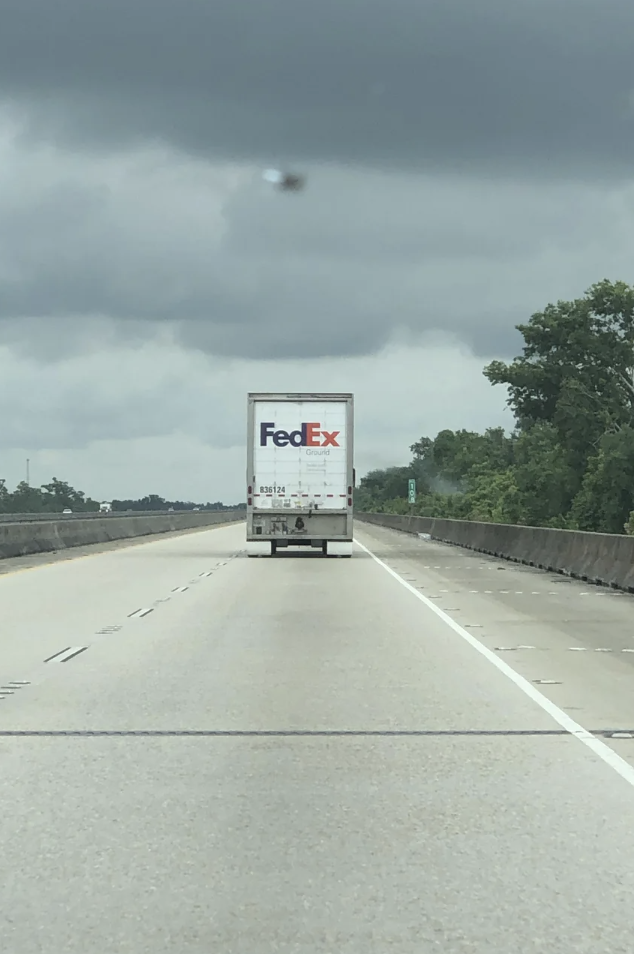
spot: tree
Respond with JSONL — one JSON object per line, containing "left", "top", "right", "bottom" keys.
{"left": 9, "top": 481, "right": 45, "bottom": 513}
{"left": 40, "top": 477, "right": 98, "bottom": 512}
{"left": 0, "top": 479, "right": 9, "bottom": 513}
{"left": 484, "top": 280, "right": 634, "bottom": 475}
{"left": 570, "top": 426, "right": 634, "bottom": 533}
{"left": 357, "top": 280, "right": 634, "bottom": 535}
{"left": 509, "top": 424, "right": 577, "bottom": 527}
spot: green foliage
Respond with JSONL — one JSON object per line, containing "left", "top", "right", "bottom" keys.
{"left": 0, "top": 477, "right": 100, "bottom": 514}
{"left": 359, "top": 279, "right": 634, "bottom": 535}
{"left": 569, "top": 427, "right": 634, "bottom": 534}
{"left": 112, "top": 495, "right": 244, "bottom": 512}
{"left": 0, "top": 479, "right": 242, "bottom": 514}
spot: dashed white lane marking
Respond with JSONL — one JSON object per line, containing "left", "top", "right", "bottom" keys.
{"left": 172, "top": 586, "right": 189, "bottom": 593}
{"left": 45, "top": 646, "right": 88, "bottom": 663}
{"left": 494, "top": 645, "right": 537, "bottom": 652}
{"left": 417, "top": 587, "right": 630, "bottom": 598}
{"left": 356, "top": 538, "right": 634, "bottom": 792}
{"left": 128, "top": 607, "right": 154, "bottom": 618}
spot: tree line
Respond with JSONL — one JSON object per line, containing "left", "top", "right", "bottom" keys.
{"left": 355, "top": 279, "right": 634, "bottom": 535}
{"left": 0, "top": 479, "right": 243, "bottom": 514}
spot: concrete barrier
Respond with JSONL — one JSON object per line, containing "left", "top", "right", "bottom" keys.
{"left": 356, "top": 512, "right": 634, "bottom": 591}
{"left": 0, "top": 511, "right": 244, "bottom": 560}
{"left": 0, "top": 510, "right": 217, "bottom": 524}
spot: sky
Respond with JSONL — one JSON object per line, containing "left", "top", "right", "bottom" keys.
{"left": 2, "top": 0, "right": 634, "bottom": 502}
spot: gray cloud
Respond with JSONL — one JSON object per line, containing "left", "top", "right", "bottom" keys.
{"left": 0, "top": 335, "right": 510, "bottom": 501}
{"left": 1, "top": 141, "right": 634, "bottom": 363}
{"left": 0, "top": 0, "right": 633, "bottom": 375}
{"left": 7, "top": 0, "right": 634, "bottom": 496}
{"left": 7, "top": 129, "right": 634, "bottom": 358}
{"left": 2, "top": 0, "right": 634, "bottom": 176}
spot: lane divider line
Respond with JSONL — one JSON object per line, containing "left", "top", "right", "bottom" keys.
{"left": 44, "top": 647, "right": 71, "bottom": 662}
{"left": 44, "top": 647, "right": 87, "bottom": 663}
{"left": 355, "top": 537, "right": 634, "bottom": 791}
{"left": 3, "top": 552, "right": 242, "bottom": 703}
{"left": 59, "top": 647, "right": 88, "bottom": 663}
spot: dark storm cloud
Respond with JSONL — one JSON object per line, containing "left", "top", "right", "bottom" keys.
{"left": 2, "top": 0, "right": 634, "bottom": 175}
{"left": 2, "top": 0, "right": 634, "bottom": 366}
{"left": 1, "top": 156, "right": 606, "bottom": 361}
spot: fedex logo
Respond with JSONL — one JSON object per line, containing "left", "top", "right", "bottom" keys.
{"left": 260, "top": 422, "right": 340, "bottom": 448}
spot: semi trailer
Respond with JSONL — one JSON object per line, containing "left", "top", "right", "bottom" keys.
{"left": 246, "top": 392, "right": 354, "bottom": 557}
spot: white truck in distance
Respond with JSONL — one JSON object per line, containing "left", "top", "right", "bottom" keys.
{"left": 246, "top": 392, "right": 354, "bottom": 557}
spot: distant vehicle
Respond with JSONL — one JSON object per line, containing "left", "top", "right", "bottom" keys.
{"left": 193, "top": 507, "right": 200, "bottom": 511}
{"left": 168, "top": 507, "right": 175, "bottom": 512}
{"left": 62, "top": 508, "right": 72, "bottom": 515}
{"left": 99, "top": 502, "right": 112, "bottom": 513}
{"left": 246, "top": 392, "right": 354, "bottom": 558}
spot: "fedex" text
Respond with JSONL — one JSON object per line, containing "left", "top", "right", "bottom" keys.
{"left": 260, "top": 422, "right": 340, "bottom": 448}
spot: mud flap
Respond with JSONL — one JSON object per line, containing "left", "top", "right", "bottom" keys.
{"left": 246, "top": 541, "right": 272, "bottom": 557}
{"left": 327, "top": 541, "right": 353, "bottom": 558}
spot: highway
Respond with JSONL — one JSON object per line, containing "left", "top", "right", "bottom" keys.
{"left": 2, "top": 520, "right": 634, "bottom": 951}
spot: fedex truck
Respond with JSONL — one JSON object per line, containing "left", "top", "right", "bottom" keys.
{"left": 246, "top": 392, "right": 354, "bottom": 557}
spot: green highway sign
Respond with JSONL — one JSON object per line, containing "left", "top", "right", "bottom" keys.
{"left": 408, "top": 479, "right": 416, "bottom": 504}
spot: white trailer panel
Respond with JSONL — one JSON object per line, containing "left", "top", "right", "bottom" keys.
{"left": 253, "top": 399, "right": 348, "bottom": 510}
{"left": 246, "top": 392, "right": 354, "bottom": 557}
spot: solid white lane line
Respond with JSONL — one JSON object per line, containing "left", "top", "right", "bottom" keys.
{"left": 355, "top": 538, "right": 634, "bottom": 791}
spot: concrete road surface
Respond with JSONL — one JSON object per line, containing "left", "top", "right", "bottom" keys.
{"left": 2, "top": 520, "right": 634, "bottom": 952}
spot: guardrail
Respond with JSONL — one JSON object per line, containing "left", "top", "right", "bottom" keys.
{"left": 356, "top": 512, "right": 634, "bottom": 592}
{"left": 0, "top": 510, "right": 245, "bottom": 560}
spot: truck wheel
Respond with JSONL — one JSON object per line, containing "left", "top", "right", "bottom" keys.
{"left": 271, "top": 542, "right": 277, "bottom": 556}
{"left": 322, "top": 542, "right": 328, "bottom": 556}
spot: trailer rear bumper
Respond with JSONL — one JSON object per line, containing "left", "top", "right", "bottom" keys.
{"left": 246, "top": 510, "right": 353, "bottom": 557}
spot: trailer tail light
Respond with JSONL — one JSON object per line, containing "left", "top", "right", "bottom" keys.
{"left": 248, "top": 485, "right": 253, "bottom": 506}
